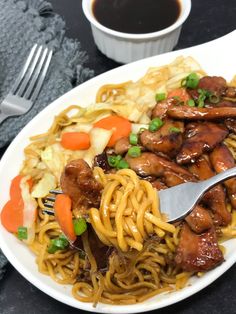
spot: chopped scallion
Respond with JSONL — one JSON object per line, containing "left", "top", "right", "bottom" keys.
{"left": 47, "top": 243, "right": 58, "bottom": 254}
{"left": 108, "top": 155, "right": 122, "bottom": 168}
{"left": 195, "top": 88, "right": 211, "bottom": 108}
{"left": 187, "top": 99, "right": 195, "bottom": 107}
{"left": 73, "top": 218, "right": 87, "bottom": 236}
{"left": 209, "top": 94, "right": 220, "bottom": 104}
{"left": 108, "top": 154, "right": 129, "bottom": 169}
{"left": 129, "top": 133, "right": 138, "bottom": 145}
{"left": 47, "top": 234, "right": 69, "bottom": 254}
{"left": 181, "top": 73, "right": 199, "bottom": 89}
{"left": 128, "top": 146, "right": 141, "bottom": 158}
{"left": 17, "top": 226, "right": 28, "bottom": 240}
{"left": 117, "top": 159, "right": 129, "bottom": 169}
{"left": 149, "top": 118, "right": 164, "bottom": 132}
{"left": 155, "top": 93, "right": 166, "bottom": 102}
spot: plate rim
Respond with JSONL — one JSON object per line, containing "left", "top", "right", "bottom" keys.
{"left": 0, "top": 30, "right": 236, "bottom": 313}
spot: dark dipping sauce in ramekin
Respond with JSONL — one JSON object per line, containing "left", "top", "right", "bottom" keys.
{"left": 92, "top": 0, "right": 181, "bottom": 34}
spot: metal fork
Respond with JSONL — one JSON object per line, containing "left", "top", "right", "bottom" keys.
{"left": 0, "top": 44, "right": 53, "bottom": 124}
{"left": 159, "top": 166, "right": 236, "bottom": 223}
{"left": 43, "top": 167, "right": 236, "bottom": 223}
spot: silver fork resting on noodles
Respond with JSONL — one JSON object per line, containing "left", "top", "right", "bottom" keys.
{"left": 43, "top": 166, "right": 236, "bottom": 223}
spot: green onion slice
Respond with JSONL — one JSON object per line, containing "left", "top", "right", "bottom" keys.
{"left": 73, "top": 218, "right": 87, "bottom": 236}
{"left": 209, "top": 94, "right": 220, "bottom": 104}
{"left": 181, "top": 73, "right": 199, "bottom": 89}
{"left": 129, "top": 133, "right": 138, "bottom": 145}
{"left": 155, "top": 93, "right": 166, "bottom": 102}
{"left": 17, "top": 226, "right": 28, "bottom": 240}
{"left": 47, "top": 243, "right": 58, "bottom": 254}
{"left": 117, "top": 159, "right": 129, "bottom": 169}
{"left": 196, "top": 88, "right": 211, "bottom": 108}
{"left": 187, "top": 99, "right": 195, "bottom": 107}
{"left": 148, "top": 118, "right": 164, "bottom": 132}
{"left": 108, "top": 155, "right": 129, "bottom": 169}
{"left": 128, "top": 146, "right": 141, "bottom": 158}
{"left": 47, "top": 234, "right": 69, "bottom": 254}
{"left": 108, "top": 155, "right": 122, "bottom": 168}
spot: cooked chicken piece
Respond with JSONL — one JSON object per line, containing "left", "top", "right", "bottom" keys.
{"left": 140, "top": 120, "right": 184, "bottom": 157}
{"left": 198, "top": 76, "right": 227, "bottom": 96}
{"left": 189, "top": 156, "right": 231, "bottom": 226}
{"left": 176, "top": 122, "right": 228, "bottom": 164}
{"left": 175, "top": 223, "right": 224, "bottom": 272}
{"left": 162, "top": 170, "right": 196, "bottom": 187}
{"left": 114, "top": 137, "right": 131, "bottom": 155}
{"left": 167, "top": 104, "right": 236, "bottom": 120}
{"left": 222, "top": 86, "right": 236, "bottom": 98}
{"left": 152, "top": 98, "right": 179, "bottom": 119}
{"left": 61, "top": 159, "right": 102, "bottom": 209}
{"left": 151, "top": 180, "right": 167, "bottom": 190}
{"left": 210, "top": 144, "right": 236, "bottom": 208}
{"left": 188, "top": 155, "right": 213, "bottom": 179}
{"left": 125, "top": 153, "right": 164, "bottom": 177}
{"left": 126, "top": 152, "right": 195, "bottom": 180}
{"left": 206, "top": 100, "right": 236, "bottom": 108}
{"left": 225, "top": 118, "right": 236, "bottom": 133}
{"left": 185, "top": 205, "right": 213, "bottom": 234}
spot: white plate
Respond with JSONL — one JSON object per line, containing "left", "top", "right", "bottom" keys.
{"left": 0, "top": 30, "right": 236, "bottom": 313}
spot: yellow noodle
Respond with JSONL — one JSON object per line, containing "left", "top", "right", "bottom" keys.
{"left": 17, "top": 56, "right": 234, "bottom": 306}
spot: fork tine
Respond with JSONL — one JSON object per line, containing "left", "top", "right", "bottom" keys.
{"left": 11, "top": 44, "right": 38, "bottom": 94}
{"left": 44, "top": 202, "right": 54, "bottom": 208}
{"left": 46, "top": 196, "right": 56, "bottom": 202}
{"left": 23, "top": 47, "right": 49, "bottom": 99}
{"left": 49, "top": 189, "right": 63, "bottom": 195}
{"left": 16, "top": 45, "right": 43, "bottom": 97}
{"left": 30, "top": 49, "right": 53, "bottom": 102}
{"left": 43, "top": 209, "right": 55, "bottom": 216}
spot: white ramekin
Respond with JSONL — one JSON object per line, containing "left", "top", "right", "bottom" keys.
{"left": 82, "top": 0, "right": 191, "bottom": 64}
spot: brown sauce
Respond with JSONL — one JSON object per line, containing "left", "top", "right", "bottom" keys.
{"left": 92, "top": 0, "right": 181, "bottom": 34}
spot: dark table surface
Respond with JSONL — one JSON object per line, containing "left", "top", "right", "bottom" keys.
{"left": 1, "top": 1, "right": 236, "bottom": 313}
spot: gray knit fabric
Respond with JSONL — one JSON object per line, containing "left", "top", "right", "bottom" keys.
{"left": 0, "top": 0, "right": 94, "bottom": 279}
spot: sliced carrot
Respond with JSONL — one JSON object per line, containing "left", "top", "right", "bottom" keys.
{"left": 10, "top": 175, "right": 33, "bottom": 200}
{"left": 168, "top": 88, "right": 190, "bottom": 103}
{"left": 61, "top": 132, "right": 90, "bottom": 150}
{"left": 54, "top": 194, "right": 76, "bottom": 242}
{"left": 10, "top": 175, "right": 23, "bottom": 201}
{"left": 1, "top": 175, "right": 25, "bottom": 233}
{"left": 1, "top": 199, "right": 23, "bottom": 233}
{"left": 93, "top": 115, "right": 132, "bottom": 147}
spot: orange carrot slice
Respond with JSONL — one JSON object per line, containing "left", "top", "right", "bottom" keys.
{"left": 1, "top": 199, "right": 23, "bottom": 233}
{"left": 61, "top": 132, "right": 91, "bottom": 150}
{"left": 54, "top": 194, "right": 76, "bottom": 242}
{"left": 10, "top": 175, "right": 23, "bottom": 201}
{"left": 94, "top": 115, "right": 132, "bottom": 147}
{"left": 1, "top": 175, "right": 34, "bottom": 233}
{"left": 1, "top": 175, "right": 25, "bottom": 233}
{"left": 168, "top": 88, "right": 190, "bottom": 103}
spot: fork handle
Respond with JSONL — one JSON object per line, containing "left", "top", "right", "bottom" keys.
{"left": 0, "top": 112, "right": 9, "bottom": 124}
{"left": 199, "top": 166, "right": 236, "bottom": 193}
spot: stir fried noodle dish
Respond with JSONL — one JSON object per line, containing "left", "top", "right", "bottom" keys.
{"left": 1, "top": 56, "right": 236, "bottom": 305}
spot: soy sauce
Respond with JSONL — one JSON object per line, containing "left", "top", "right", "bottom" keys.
{"left": 92, "top": 0, "right": 181, "bottom": 34}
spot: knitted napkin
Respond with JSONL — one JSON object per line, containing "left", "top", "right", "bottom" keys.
{"left": 0, "top": 0, "right": 94, "bottom": 279}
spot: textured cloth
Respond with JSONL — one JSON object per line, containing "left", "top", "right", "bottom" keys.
{"left": 0, "top": 0, "right": 94, "bottom": 279}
